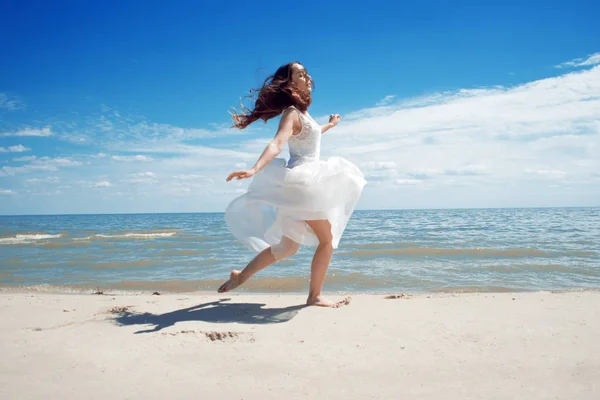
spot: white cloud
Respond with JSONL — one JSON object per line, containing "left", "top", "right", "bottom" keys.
{"left": 112, "top": 155, "right": 153, "bottom": 162}
{"left": 446, "top": 165, "right": 488, "bottom": 176}
{"left": 76, "top": 180, "right": 112, "bottom": 188}
{"left": 0, "top": 157, "right": 82, "bottom": 176}
{"left": 0, "top": 165, "right": 52, "bottom": 177}
{"left": 571, "top": 159, "right": 595, "bottom": 167}
{"left": 0, "top": 145, "right": 31, "bottom": 153}
{"left": 25, "top": 177, "right": 60, "bottom": 184}
{"left": 555, "top": 52, "right": 600, "bottom": 69}
{"left": 173, "top": 174, "right": 204, "bottom": 180}
{"left": 407, "top": 165, "right": 487, "bottom": 179}
{"left": 323, "top": 65, "right": 600, "bottom": 186}
{"left": 94, "top": 181, "right": 111, "bottom": 188}
{"left": 0, "top": 127, "right": 52, "bottom": 137}
{"left": 56, "top": 107, "right": 254, "bottom": 148}
{"left": 42, "top": 157, "right": 82, "bottom": 167}
{"left": 361, "top": 161, "right": 397, "bottom": 170}
{"left": 130, "top": 143, "right": 254, "bottom": 160}
{"left": 524, "top": 169, "right": 567, "bottom": 179}
{"left": 407, "top": 168, "right": 441, "bottom": 179}
{"left": 121, "top": 178, "right": 154, "bottom": 184}
{"left": 359, "top": 161, "right": 399, "bottom": 183}
{"left": 130, "top": 172, "right": 155, "bottom": 177}
{"left": 0, "top": 93, "right": 24, "bottom": 110}
{"left": 131, "top": 122, "right": 215, "bottom": 140}
{"left": 396, "top": 179, "right": 422, "bottom": 185}
{"left": 376, "top": 95, "right": 396, "bottom": 106}
{"left": 13, "top": 156, "right": 37, "bottom": 162}
{"left": 0, "top": 189, "right": 16, "bottom": 195}
{"left": 11, "top": 145, "right": 30, "bottom": 152}
{"left": 120, "top": 172, "right": 157, "bottom": 184}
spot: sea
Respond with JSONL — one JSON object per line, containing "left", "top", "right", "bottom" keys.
{"left": 1, "top": 208, "right": 599, "bottom": 294}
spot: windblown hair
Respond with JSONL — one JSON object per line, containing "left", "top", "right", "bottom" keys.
{"left": 230, "top": 61, "right": 313, "bottom": 129}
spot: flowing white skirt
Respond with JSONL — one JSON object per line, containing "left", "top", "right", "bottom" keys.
{"left": 225, "top": 156, "right": 367, "bottom": 252}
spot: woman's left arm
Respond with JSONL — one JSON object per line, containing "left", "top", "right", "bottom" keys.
{"left": 321, "top": 114, "right": 341, "bottom": 134}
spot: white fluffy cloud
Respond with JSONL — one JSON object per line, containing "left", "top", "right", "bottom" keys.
{"left": 376, "top": 95, "right": 396, "bottom": 106}
{"left": 320, "top": 65, "right": 600, "bottom": 197}
{"left": 555, "top": 52, "right": 600, "bottom": 69}
{"left": 0, "top": 127, "right": 52, "bottom": 137}
{"left": 76, "top": 180, "right": 112, "bottom": 188}
{"left": 408, "top": 165, "right": 488, "bottom": 179}
{"left": 94, "top": 181, "right": 112, "bottom": 188}
{"left": 0, "top": 93, "right": 24, "bottom": 110}
{"left": 0, "top": 145, "right": 31, "bottom": 153}
{"left": 111, "top": 155, "right": 153, "bottom": 162}
{"left": 25, "top": 176, "right": 60, "bottom": 184}
{"left": 395, "top": 179, "right": 422, "bottom": 185}
{"left": 120, "top": 172, "right": 157, "bottom": 184}
{"left": 524, "top": 169, "right": 567, "bottom": 179}
{"left": 0, "top": 157, "right": 82, "bottom": 177}
{"left": 13, "top": 155, "right": 36, "bottom": 161}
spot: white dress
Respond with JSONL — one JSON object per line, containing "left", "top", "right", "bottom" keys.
{"left": 225, "top": 106, "right": 367, "bottom": 252}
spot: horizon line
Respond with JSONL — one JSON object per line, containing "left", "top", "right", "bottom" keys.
{"left": 1, "top": 205, "right": 598, "bottom": 217}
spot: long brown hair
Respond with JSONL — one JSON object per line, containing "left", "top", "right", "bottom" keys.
{"left": 230, "top": 61, "right": 313, "bottom": 129}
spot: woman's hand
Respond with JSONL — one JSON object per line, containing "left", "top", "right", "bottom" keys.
{"left": 226, "top": 167, "right": 257, "bottom": 182}
{"left": 329, "top": 114, "right": 341, "bottom": 126}
{"left": 321, "top": 114, "right": 341, "bottom": 134}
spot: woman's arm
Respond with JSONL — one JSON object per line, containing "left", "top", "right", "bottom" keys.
{"left": 226, "top": 110, "right": 301, "bottom": 181}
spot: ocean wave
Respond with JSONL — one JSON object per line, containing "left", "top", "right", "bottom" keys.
{"left": 74, "top": 231, "right": 178, "bottom": 241}
{"left": 432, "top": 285, "right": 525, "bottom": 293}
{"left": 0, "top": 230, "right": 179, "bottom": 245}
{"left": 155, "top": 249, "right": 206, "bottom": 257}
{"left": 91, "top": 259, "right": 158, "bottom": 269}
{"left": 480, "top": 264, "right": 599, "bottom": 277}
{"left": 340, "top": 247, "right": 597, "bottom": 258}
{"left": 0, "top": 232, "right": 65, "bottom": 245}
{"left": 345, "top": 241, "right": 418, "bottom": 249}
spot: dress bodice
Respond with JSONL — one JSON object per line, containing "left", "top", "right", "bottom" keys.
{"left": 286, "top": 106, "right": 321, "bottom": 168}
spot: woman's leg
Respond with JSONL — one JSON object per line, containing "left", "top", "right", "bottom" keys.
{"left": 217, "top": 236, "right": 299, "bottom": 293}
{"left": 305, "top": 220, "right": 351, "bottom": 308}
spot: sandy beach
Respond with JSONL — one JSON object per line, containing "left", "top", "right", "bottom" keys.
{"left": 0, "top": 290, "right": 598, "bottom": 399}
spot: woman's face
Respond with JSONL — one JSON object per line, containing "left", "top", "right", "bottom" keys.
{"left": 290, "top": 63, "right": 312, "bottom": 93}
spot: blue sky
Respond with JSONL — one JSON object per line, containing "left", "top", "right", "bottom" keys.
{"left": 1, "top": 0, "right": 599, "bottom": 215}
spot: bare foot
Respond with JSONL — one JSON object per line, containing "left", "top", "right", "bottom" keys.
{"left": 306, "top": 295, "right": 351, "bottom": 308}
{"left": 217, "top": 270, "right": 243, "bottom": 293}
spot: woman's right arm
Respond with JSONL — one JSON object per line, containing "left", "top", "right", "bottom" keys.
{"left": 226, "top": 110, "right": 301, "bottom": 182}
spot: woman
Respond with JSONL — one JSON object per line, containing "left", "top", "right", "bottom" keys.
{"left": 218, "top": 61, "right": 366, "bottom": 308}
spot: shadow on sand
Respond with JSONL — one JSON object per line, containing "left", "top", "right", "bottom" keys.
{"left": 112, "top": 298, "right": 306, "bottom": 334}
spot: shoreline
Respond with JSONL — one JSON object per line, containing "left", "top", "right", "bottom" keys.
{"left": 2, "top": 283, "right": 600, "bottom": 297}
